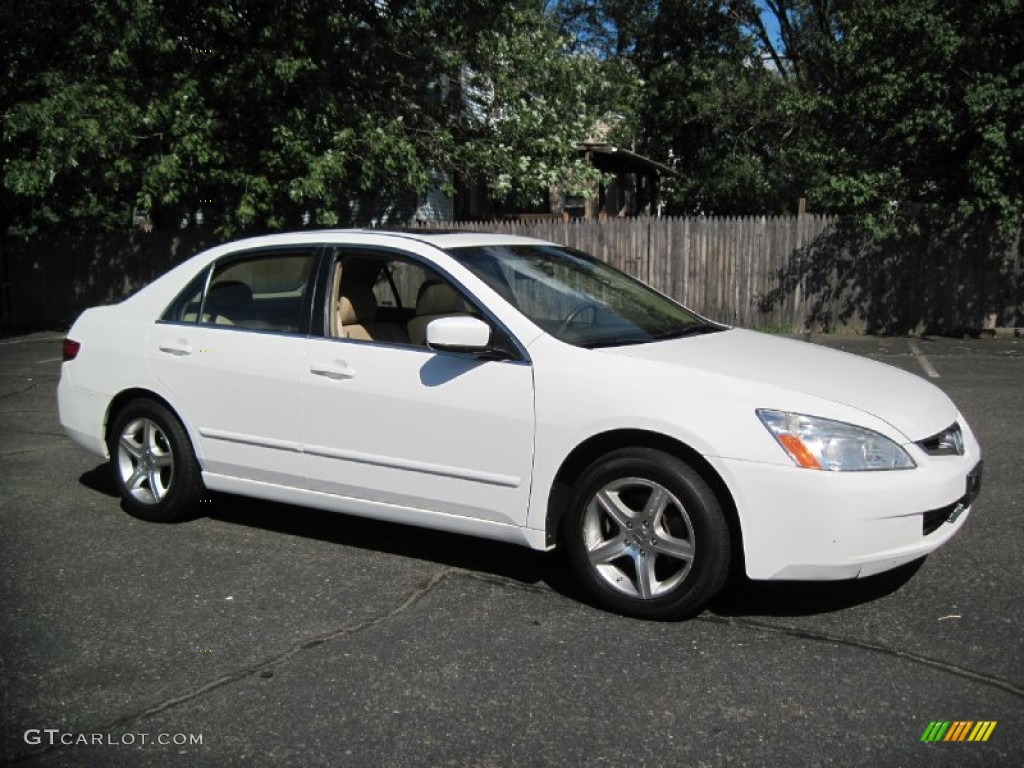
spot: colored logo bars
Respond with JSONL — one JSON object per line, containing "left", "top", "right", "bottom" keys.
{"left": 921, "top": 721, "right": 997, "bottom": 742}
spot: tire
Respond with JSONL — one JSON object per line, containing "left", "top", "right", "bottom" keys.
{"left": 107, "top": 398, "right": 202, "bottom": 522}
{"left": 561, "top": 447, "right": 730, "bottom": 620}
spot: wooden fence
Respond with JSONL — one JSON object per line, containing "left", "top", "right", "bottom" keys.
{"left": 2, "top": 215, "right": 1020, "bottom": 333}
{"left": 421, "top": 216, "right": 837, "bottom": 330}
{"left": 419, "top": 216, "right": 1022, "bottom": 333}
{"left": 0, "top": 229, "right": 219, "bottom": 331}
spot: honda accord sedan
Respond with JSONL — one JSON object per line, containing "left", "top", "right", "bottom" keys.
{"left": 58, "top": 230, "right": 982, "bottom": 618}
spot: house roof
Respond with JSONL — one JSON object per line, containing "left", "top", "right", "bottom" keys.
{"left": 577, "top": 143, "right": 677, "bottom": 177}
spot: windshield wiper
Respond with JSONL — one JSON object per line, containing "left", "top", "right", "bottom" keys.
{"left": 577, "top": 322, "right": 726, "bottom": 349}
{"left": 648, "top": 323, "right": 724, "bottom": 341}
{"left": 577, "top": 337, "right": 651, "bottom": 349}
{"left": 578, "top": 324, "right": 724, "bottom": 349}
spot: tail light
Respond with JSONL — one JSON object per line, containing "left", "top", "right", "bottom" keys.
{"left": 62, "top": 339, "right": 81, "bottom": 361}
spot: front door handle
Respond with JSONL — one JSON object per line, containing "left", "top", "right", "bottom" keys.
{"left": 310, "top": 361, "right": 356, "bottom": 380}
{"left": 158, "top": 340, "right": 193, "bottom": 356}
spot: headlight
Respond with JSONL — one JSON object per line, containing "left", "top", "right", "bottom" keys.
{"left": 757, "top": 409, "right": 916, "bottom": 471}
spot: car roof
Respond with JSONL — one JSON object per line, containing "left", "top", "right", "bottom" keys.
{"left": 220, "top": 229, "right": 557, "bottom": 252}
{"left": 345, "top": 229, "right": 559, "bottom": 249}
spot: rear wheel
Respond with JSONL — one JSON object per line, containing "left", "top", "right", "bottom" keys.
{"left": 107, "top": 398, "right": 201, "bottom": 522}
{"left": 561, "top": 447, "right": 730, "bottom": 619}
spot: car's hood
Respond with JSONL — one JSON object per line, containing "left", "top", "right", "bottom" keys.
{"left": 603, "top": 329, "right": 956, "bottom": 440}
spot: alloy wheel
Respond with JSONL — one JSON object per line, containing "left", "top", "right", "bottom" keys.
{"left": 582, "top": 476, "right": 695, "bottom": 599}
{"left": 116, "top": 417, "right": 175, "bottom": 505}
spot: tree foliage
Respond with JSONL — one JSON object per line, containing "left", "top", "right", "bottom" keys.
{"left": 2, "top": 0, "right": 613, "bottom": 235}
{"left": 448, "top": 3, "right": 616, "bottom": 207}
{"left": 559, "top": 0, "right": 1023, "bottom": 235}
{"left": 738, "top": 0, "right": 1024, "bottom": 236}
{"left": 3, "top": 0, "right": 1022, "bottom": 237}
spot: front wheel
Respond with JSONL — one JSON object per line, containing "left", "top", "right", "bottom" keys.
{"left": 107, "top": 398, "right": 202, "bottom": 522}
{"left": 561, "top": 448, "right": 730, "bottom": 620}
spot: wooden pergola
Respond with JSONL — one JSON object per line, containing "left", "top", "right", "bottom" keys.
{"left": 577, "top": 142, "right": 677, "bottom": 218}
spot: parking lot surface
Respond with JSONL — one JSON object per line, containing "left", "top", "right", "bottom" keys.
{"left": 1, "top": 331, "right": 1021, "bottom": 766}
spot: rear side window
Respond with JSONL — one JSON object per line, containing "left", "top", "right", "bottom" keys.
{"left": 162, "top": 250, "right": 315, "bottom": 333}
{"left": 162, "top": 269, "right": 210, "bottom": 323}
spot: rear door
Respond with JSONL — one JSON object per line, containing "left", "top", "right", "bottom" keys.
{"left": 149, "top": 247, "right": 318, "bottom": 487}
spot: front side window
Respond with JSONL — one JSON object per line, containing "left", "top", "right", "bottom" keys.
{"left": 163, "top": 250, "right": 315, "bottom": 333}
{"left": 447, "top": 244, "right": 720, "bottom": 348}
{"left": 328, "top": 251, "right": 476, "bottom": 347}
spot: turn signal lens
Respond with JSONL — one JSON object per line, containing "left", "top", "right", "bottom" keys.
{"left": 62, "top": 339, "right": 81, "bottom": 362}
{"left": 776, "top": 433, "right": 822, "bottom": 469}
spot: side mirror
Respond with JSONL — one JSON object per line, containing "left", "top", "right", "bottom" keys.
{"left": 426, "top": 316, "right": 492, "bottom": 354}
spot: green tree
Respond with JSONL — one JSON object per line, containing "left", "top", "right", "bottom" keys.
{"left": 2, "top": 0, "right": 615, "bottom": 235}
{"left": 737, "top": 0, "right": 1024, "bottom": 236}
{"left": 557, "top": 0, "right": 801, "bottom": 214}
{"left": 450, "top": 3, "right": 622, "bottom": 208}
{"left": 558, "top": 0, "right": 1023, "bottom": 230}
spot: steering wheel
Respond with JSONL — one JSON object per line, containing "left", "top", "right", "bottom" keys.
{"left": 556, "top": 301, "right": 601, "bottom": 336}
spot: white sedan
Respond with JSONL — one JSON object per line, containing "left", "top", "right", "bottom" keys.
{"left": 58, "top": 230, "right": 982, "bottom": 618}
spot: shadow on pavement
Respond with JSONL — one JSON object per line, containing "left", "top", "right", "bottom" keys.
{"left": 79, "top": 464, "right": 927, "bottom": 620}
{"left": 709, "top": 558, "right": 925, "bottom": 618}
{"left": 200, "top": 488, "right": 575, "bottom": 585}
{"left": 78, "top": 465, "right": 120, "bottom": 497}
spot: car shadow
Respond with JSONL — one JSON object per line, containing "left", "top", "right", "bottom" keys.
{"left": 201, "top": 490, "right": 928, "bottom": 619}
{"left": 79, "top": 465, "right": 927, "bottom": 619}
{"left": 200, "top": 488, "right": 586, "bottom": 599}
{"left": 708, "top": 558, "right": 925, "bottom": 618}
{"left": 79, "top": 465, "right": 120, "bottom": 497}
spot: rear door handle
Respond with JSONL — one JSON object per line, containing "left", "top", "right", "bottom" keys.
{"left": 310, "top": 362, "right": 356, "bottom": 380}
{"left": 158, "top": 340, "right": 193, "bottom": 356}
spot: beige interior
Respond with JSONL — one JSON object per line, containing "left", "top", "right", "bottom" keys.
{"left": 407, "top": 280, "right": 469, "bottom": 345}
{"left": 337, "top": 284, "right": 408, "bottom": 343}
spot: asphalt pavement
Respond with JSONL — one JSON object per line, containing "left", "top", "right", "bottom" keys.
{"left": 1, "top": 331, "right": 1021, "bottom": 767}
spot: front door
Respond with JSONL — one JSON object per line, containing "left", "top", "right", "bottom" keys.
{"left": 300, "top": 250, "right": 535, "bottom": 529}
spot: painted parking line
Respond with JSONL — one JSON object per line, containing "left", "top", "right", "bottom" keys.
{"left": 36, "top": 357, "right": 63, "bottom": 363}
{"left": 0, "top": 336, "right": 65, "bottom": 346}
{"left": 908, "top": 340, "right": 940, "bottom": 378}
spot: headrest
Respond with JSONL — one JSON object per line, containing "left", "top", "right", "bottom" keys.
{"left": 415, "top": 280, "right": 465, "bottom": 315}
{"left": 206, "top": 281, "right": 252, "bottom": 310}
{"left": 339, "top": 286, "right": 377, "bottom": 325}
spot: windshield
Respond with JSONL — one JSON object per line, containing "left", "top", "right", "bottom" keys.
{"left": 447, "top": 244, "right": 721, "bottom": 348}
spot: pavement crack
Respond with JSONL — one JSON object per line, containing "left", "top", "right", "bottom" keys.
{"left": 700, "top": 615, "right": 1024, "bottom": 699}
{"left": 0, "top": 378, "right": 58, "bottom": 400}
{"left": 427, "top": 571, "right": 1024, "bottom": 699}
{"left": 453, "top": 569, "right": 550, "bottom": 594}
{"left": 134, "top": 567, "right": 454, "bottom": 716}
{"left": 9, "top": 567, "right": 454, "bottom": 764}
{"left": 0, "top": 447, "right": 51, "bottom": 458}
{"left": 453, "top": 571, "right": 1024, "bottom": 700}
{"left": 0, "top": 382, "right": 37, "bottom": 400}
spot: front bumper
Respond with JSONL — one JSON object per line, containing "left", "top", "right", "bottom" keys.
{"left": 712, "top": 439, "right": 982, "bottom": 581}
